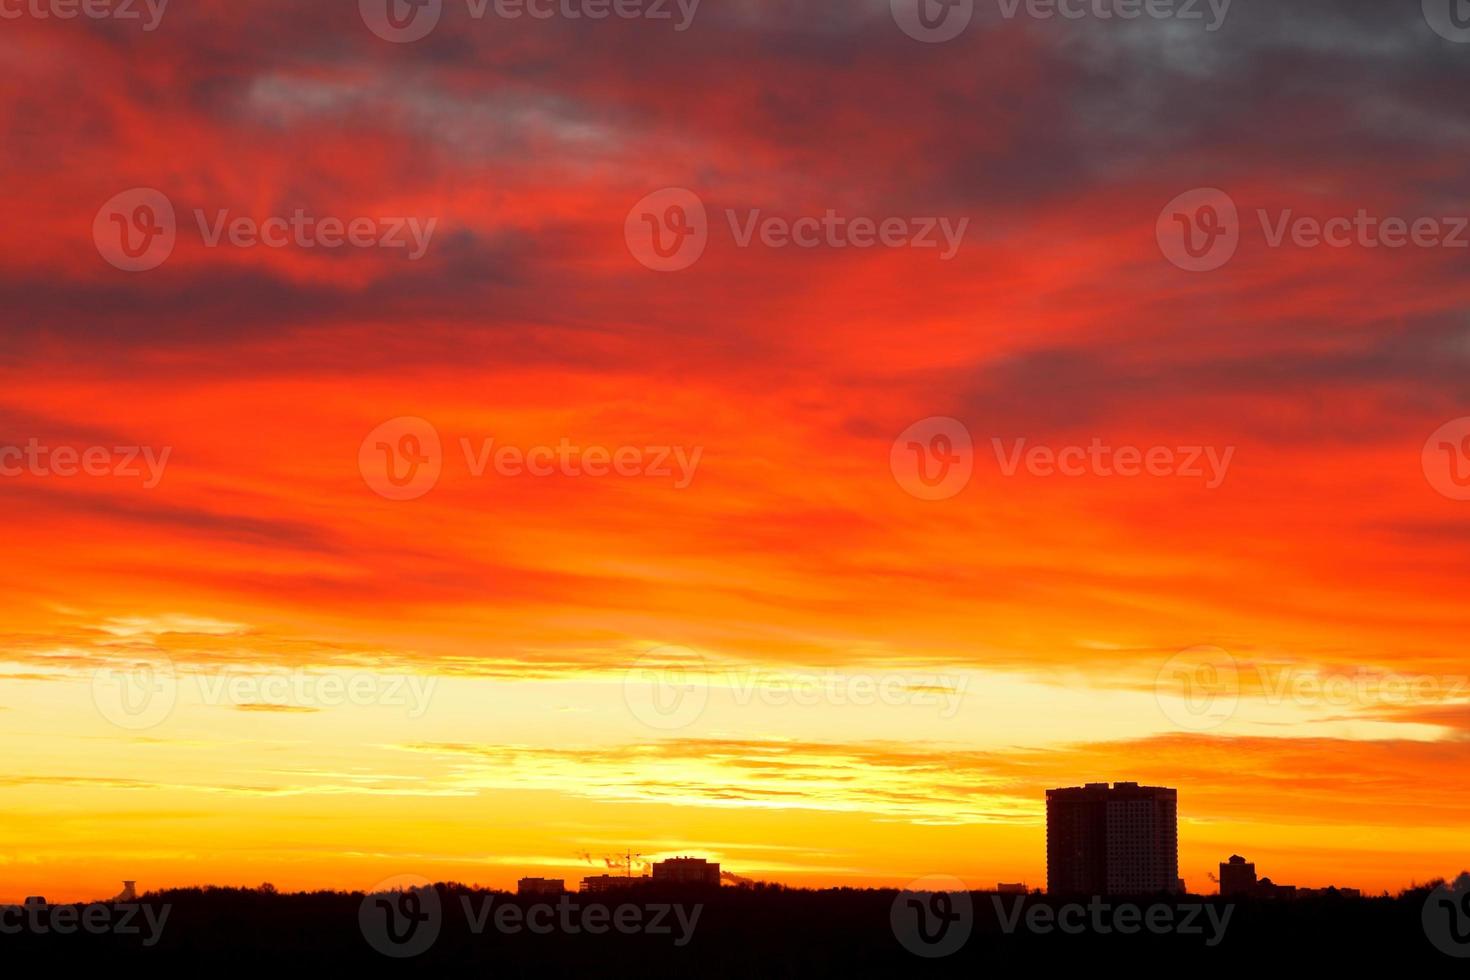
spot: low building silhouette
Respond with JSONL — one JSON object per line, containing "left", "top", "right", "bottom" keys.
{"left": 651, "top": 857, "right": 720, "bottom": 887}
{"left": 1218, "top": 855, "right": 1359, "bottom": 899}
{"left": 1295, "top": 886, "right": 1361, "bottom": 899}
{"left": 1255, "top": 877, "right": 1297, "bottom": 899}
{"left": 997, "top": 882, "right": 1028, "bottom": 894}
{"left": 580, "top": 874, "right": 652, "bottom": 893}
{"left": 1220, "top": 855, "right": 1257, "bottom": 896}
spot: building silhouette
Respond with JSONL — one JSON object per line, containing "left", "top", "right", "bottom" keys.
{"left": 1046, "top": 782, "right": 1179, "bottom": 895}
{"left": 1255, "top": 877, "right": 1297, "bottom": 899}
{"left": 651, "top": 857, "right": 721, "bottom": 887}
{"left": 1220, "top": 855, "right": 1257, "bottom": 896}
{"left": 1217, "top": 855, "right": 1360, "bottom": 899}
{"left": 517, "top": 878, "right": 567, "bottom": 897}
{"left": 1292, "top": 885, "right": 1360, "bottom": 899}
{"left": 580, "top": 874, "right": 652, "bottom": 893}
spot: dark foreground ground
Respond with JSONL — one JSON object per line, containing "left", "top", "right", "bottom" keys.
{"left": 3, "top": 881, "right": 1463, "bottom": 973}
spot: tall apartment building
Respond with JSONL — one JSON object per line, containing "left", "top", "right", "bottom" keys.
{"left": 1046, "top": 782, "right": 1179, "bottom": 895}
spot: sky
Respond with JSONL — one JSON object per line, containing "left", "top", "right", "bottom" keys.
{"left": 3, "top": 0, "right": 1470, "bottom": 902}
